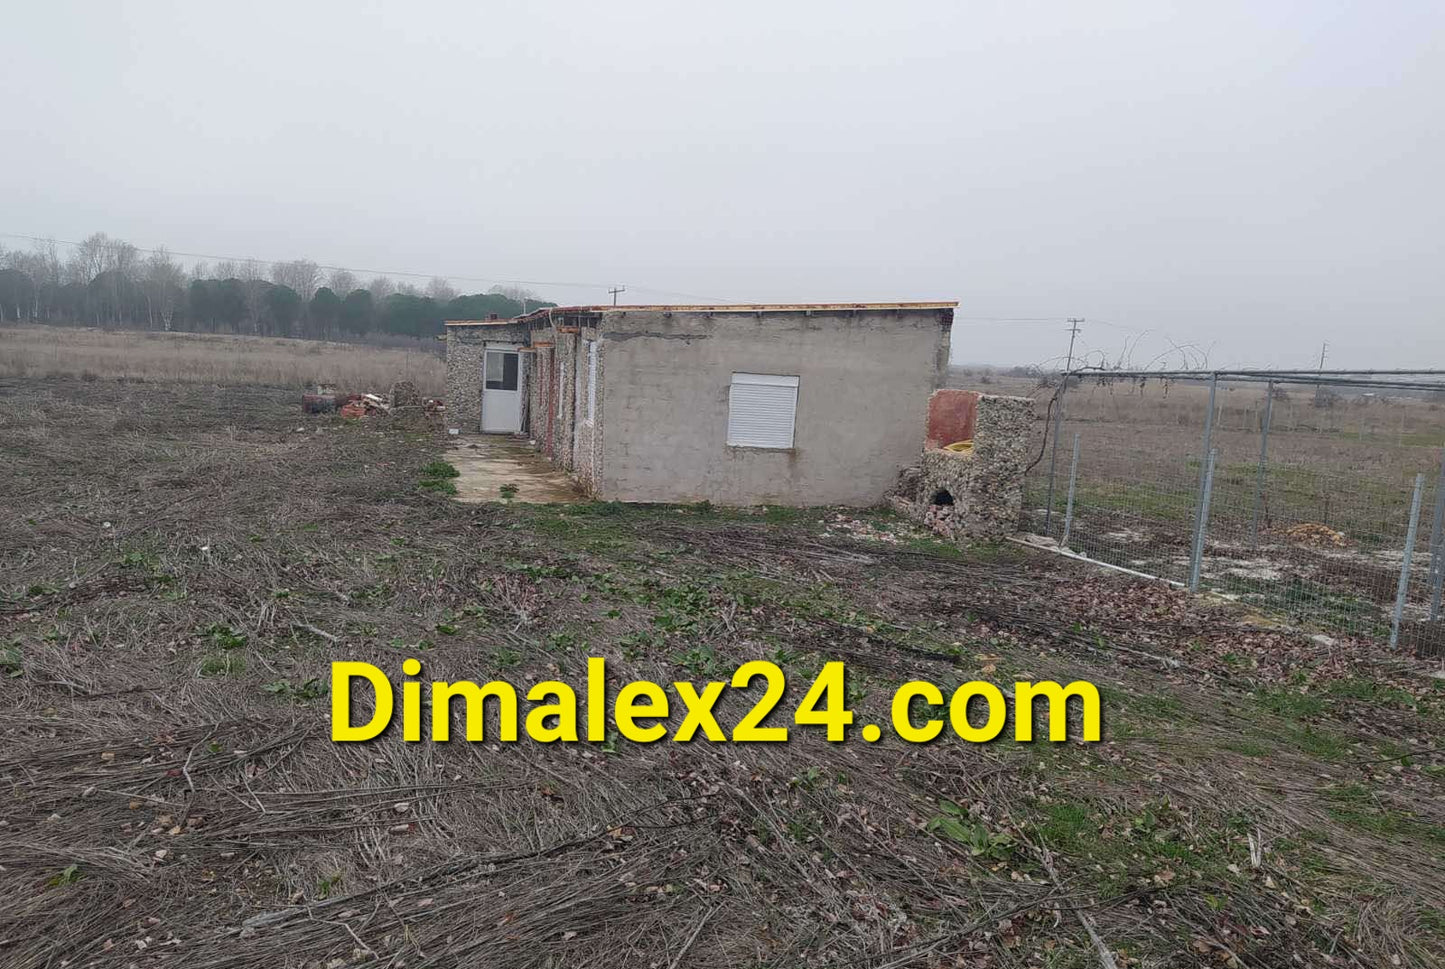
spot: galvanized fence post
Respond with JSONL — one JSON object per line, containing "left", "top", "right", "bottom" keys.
{"left": 1188, "top": 448, "right": 1218, "bottom": 593}
{"left": 1186, "top": 374, "right": 1219, "bottom": 590}
{"left": 1391, "top": 472, "right": 1426, "bottom": 648}
{"left": 1192, "top": 374, "right": 1218, "bottom": 521}
{"left": 1249, "top": 381, "right": 1274, "bottom": 545}
{"left": 1061, "top": 432, "right": 1081, "bottom": 549}
{"left": 1042, "top": 379, "right": 1068, "bottom": 536}
{"left": 1427, "top": 450, "right": 1445, "bottom": 621}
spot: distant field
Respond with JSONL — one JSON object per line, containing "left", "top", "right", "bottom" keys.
{"left": 950, "top": 366, "right": 1445, "bottom": 462}
{"left": 0, "top": 323, "right": 445, "bottom": 395}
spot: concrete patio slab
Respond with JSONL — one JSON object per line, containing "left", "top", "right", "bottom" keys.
{"left": 447, "top": 435, "right": 583, "bottom": 504}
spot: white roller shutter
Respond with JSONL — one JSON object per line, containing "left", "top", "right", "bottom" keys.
{"left": 727, "top": 373, "right": 799, "bottom": 448}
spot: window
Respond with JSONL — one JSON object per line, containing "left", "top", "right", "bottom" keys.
{"left": 484, "top": 350, "right": 518, "bottom": 391}
{"left": 727, "top": 372, "right": 799, "bottom": 448}
{"left": 585, "top": 340, "right": 598, "bottom": 424}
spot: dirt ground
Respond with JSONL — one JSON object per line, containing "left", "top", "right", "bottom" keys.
{"left": 2, "top": 376, "right": 1443, "bottom": 969}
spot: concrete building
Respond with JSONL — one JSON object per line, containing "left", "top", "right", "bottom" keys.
{"left": 444, "top": 302, "right": 956, "bottom": 505}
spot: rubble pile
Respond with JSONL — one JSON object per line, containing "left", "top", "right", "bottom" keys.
{"left": 923, "top": 500, "right": 960, "bottom": 538}
{"left": 301, "top": 381, "right": 444, "bottom": 423}
{"left": 1279, "top": 522, "right": 1348, "bottom": 547}
{"left": 339, "top": 394, "right": 391, "bottom": 418}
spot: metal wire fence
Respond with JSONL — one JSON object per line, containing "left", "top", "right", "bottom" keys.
{"left": 1022, "top": 370, "right": 1445, "bottom": 651}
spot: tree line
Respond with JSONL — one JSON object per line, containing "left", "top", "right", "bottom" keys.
{"left": 0, "top": 232, "right": 555, "bottom": 341}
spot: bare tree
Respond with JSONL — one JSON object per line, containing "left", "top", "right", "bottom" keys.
{"left": 327, "top": 269, "right": 358, "bottom": 296}
{"left": 213, "top": 259, "right": 240, "bottom": 281}
{"left": 143, "top": 247, "right": 185, "bottom": 330}
{"left": 32, "top": 238, "right": 61, "bottom": 319}
{"left": 114, "top": 240, "right": 140, "bottom": 272}
{"left": 0, "top": 239, "right": 61, "bottom": 320}
{"left": 272, "top": 259, "right": 319, "bottom": 302}
{"left": 426, "top": 276, "right": 457, "bottom": 302}
{"left": 238, "top": 259, "right": 268, "bottom": 333}
{"left": 78, "top": 235, "right": 139, "bottom": 325}
{"left": 68, "top": 232, "right": 113, "bottom": 285}
{"left": 395, "top": 281, "right": 420, "bottom": 297}
{"left": 488, "top": 283, "right": 539, "bottom": 302}
{"left": 366, "top": 275, "right": 395, "bottom": 301}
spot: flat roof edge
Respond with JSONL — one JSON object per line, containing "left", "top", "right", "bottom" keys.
{"left": 450, "top": 301, "right": 959, "bottom": 327}
{"left": 509, "top": 301, "right": 957, "bottom": 323}
{"left": 444, "top": 319, "right": 527, "bottom": 327}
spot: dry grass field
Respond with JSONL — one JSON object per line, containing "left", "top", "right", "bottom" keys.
{"left": 1, "top": 374, "right": 1443, "bottom": 967}
{"left": 953, "top": 369, "right": 1445, "bottom": 475}
{"left": 0, "top": 324, "right": 445, "bottom": 395}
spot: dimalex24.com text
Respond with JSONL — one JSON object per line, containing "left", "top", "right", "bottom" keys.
{"left": 331, "top": 658, "right": 1101, "bottom": 745}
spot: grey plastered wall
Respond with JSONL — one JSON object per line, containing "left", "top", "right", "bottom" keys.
{"left": 444, "top": 323, "right": 530, "bottom": 430}
{"left": 596, "top": 308, "right": 952, "bottom": 505}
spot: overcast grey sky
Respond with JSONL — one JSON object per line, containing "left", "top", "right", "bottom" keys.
{"left": 4, "top": 1, "right": 1442, "bottom": 367}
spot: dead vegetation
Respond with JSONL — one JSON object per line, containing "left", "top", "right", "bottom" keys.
{"left": 0, "top": 324, "right": 444, "bottom": 393}
{"left": 2, "top": 377, "right": 1444, "bottom": 968}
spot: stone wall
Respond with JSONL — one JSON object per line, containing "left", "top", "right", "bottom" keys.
{"left": 444, "top": 323, "right": 530, "bottom": 431}
{"left": 519, "top": 322, "right": 607, "bottom": 495}
{"left": 902, "top": 393, "right": 1033, "bottom": 539}
{"left": 570, "top": 327, "right": 604, "bottom": 493}
{"left": 531, "top": 344, "right": 555, "bottom": 449}
{"left": 444, "top": 330, "right": 485, "bottom": 429}
{"left": 553, "top": 329, "right": 579, "bottom": 471}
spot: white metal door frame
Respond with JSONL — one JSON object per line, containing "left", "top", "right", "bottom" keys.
{"left": 481, "top": 343, "right": 524, "bottom": 433}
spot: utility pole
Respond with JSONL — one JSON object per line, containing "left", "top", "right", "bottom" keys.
{"left": 1043, "top": 318, "right": 1084, "bottom": 535}
{"left": 1314, "top": 341, "right": 1328, "bottom": 407}
{"left": 1064, "top": 318, "right": 1083, "bottom": 373}
{"left": 608, "top": 285, "right": 626, "bottom": 306}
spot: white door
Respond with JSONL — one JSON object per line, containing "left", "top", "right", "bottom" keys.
{"left": 481, "top": 346, "right": 522, "bottom": 433}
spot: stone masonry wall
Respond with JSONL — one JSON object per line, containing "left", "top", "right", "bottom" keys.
{"left": 553, "top": 330, "right": 578, "bottom": 471}
{"left": 532, "top": 345, "right": 554, "bottom": 451}
{"left": 445, "top": 324, "right": 531, "bottom": 431}
{"left": 571, "top": 327, "right": 604, "bottom": 493}
{"left": 906, "top": 393, "right": 1033, "bottom": 539}
{"left": 444, "top": 330, "right": 485, "bottom": 429}
{"left": 520, "top": 324, "right": 606, "bottom": 495}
